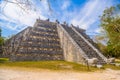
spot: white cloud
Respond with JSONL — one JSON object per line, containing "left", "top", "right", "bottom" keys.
{"left": 61, "top": 1, "right": 71, "bottom": 10}
{"left": 95, "top": 28, "right": 101, "bottom": 33}
{"left": 0, "top": 0, "right": 116, "bottom": 37}
{"left": 70, "top": 0, "right": 113, "bottom": 29}
{"left": 0, "top": 0, "right": 48, "bottom": 31}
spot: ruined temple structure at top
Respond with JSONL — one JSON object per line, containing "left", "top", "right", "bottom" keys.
{"left": 4, "top": 19, "right": 107, "bottom": 64}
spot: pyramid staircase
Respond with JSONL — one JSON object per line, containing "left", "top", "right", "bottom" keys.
{"left": 57, "top": 24, "right": 107, "bottom": 64}
{"left": 4, "top": 20, "right": 63, "bottom": 61}
{"left": 4, "top": 19, "right": 107, "bottom": 64}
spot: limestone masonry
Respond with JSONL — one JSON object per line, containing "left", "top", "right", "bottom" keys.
{"left": 3, "top": 19, "right": 107, "bottom": 64}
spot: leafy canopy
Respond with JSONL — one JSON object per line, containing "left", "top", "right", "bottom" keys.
{"left": 100, "top": 4, "right": 120, "bottom": 57}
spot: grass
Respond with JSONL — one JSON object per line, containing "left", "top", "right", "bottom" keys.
{"left": 0, "top": 58, "right": 98, "bottom": 72}
{"left": 0, "top": 58, "right": 9, "bottom": 62}
{"left": 0, "top": 58, "right": 120, "bottom": 71}
{"left": 115, "top": 59, "right": 120, "bottom": 63}
{"left": 103, "top": 59, "right": 120, "bottom": 70}
{"left": 104, "top": 64, "right": 120, "bottom": 70}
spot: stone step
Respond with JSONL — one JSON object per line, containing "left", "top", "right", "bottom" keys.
{"left": 62, "top": 24, "right": 105, "bottom": 64}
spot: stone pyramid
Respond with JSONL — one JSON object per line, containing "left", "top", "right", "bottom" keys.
{"left": 4, "top": 19, "right": 107, "bottom": 64}
{"left": 4, "top": 19, "right": 63, "bottom": 61}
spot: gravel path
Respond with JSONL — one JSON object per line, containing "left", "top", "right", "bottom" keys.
{"left": 0, "top": 68, "right": 120, "bottom": 80}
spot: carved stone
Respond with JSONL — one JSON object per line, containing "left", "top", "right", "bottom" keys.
{"left": 3, "top": 19, "right": 107, "bottom": 65}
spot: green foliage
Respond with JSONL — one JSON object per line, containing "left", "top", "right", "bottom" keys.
{"left": 96, "top": 42, "right": 108, "bottom": 56}
{"left": 0, "top": 58, "right": 9, "bottom": 62}
{"left": 100, "top": 4, "right": 120, "bottom": 58}
{"left": 0, "top": 28, "right": 5, "bottom": 46}
{"left": 0, "top": 37, "right": 4, "bottom": 46}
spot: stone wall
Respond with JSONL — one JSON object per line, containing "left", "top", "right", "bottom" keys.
{"left": 9, "top": 53, "right": 63, "bottom": 61}
{"left": 4, "top": 20, "right": 64, "bottom": 61}
{"left": 57, "top": 24, "right": 88, "bottom": 64}
{"left": 71, "top": 26, "right": 107, "bottom": 62}
{"left": 3, "top": 27, "right": 32, "bottom": 57}
{"left": 3, "top": 19, "right": 106, "bottom": 64}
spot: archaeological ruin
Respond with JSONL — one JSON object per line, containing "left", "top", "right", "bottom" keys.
{"left": 3, "top": 19, "right": 107, "bottom": 65}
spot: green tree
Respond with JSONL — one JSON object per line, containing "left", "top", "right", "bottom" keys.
{"left": 0, "top": 28, "right": 4, "bottom": 56}
{"left": 0, "top": 28, "right": 4, "bottom": 46}
{"left": 0, "top": 37, "right": 4, "bottom": 46}
{"left": 100, "top": 4, "right": 120, "bottom": 58}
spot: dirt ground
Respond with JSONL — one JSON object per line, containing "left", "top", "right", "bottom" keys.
{"left": 0, "top": 68, "right": 120, "bottom": 80}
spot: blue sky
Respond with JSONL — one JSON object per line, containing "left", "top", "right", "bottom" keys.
{"left": 0, "top": 0, "right": 120, "bottom": 38}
